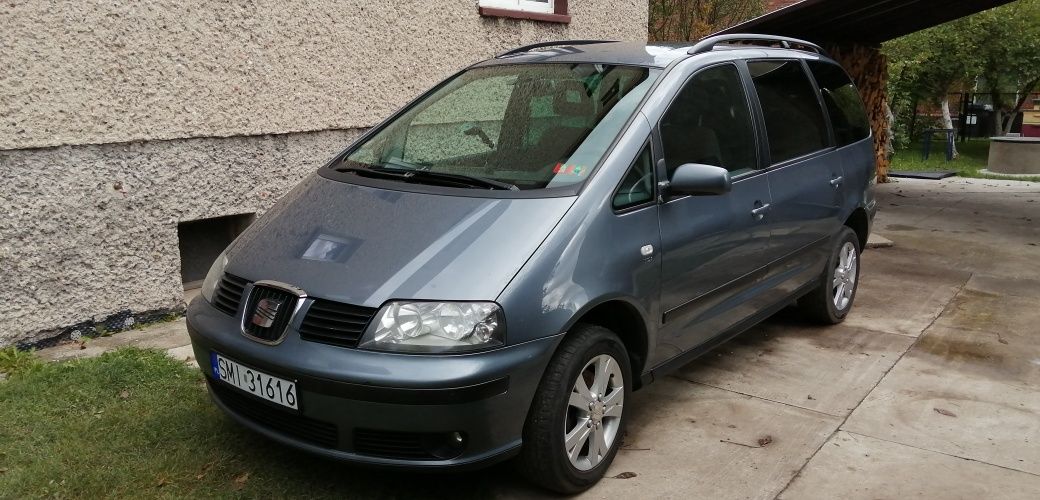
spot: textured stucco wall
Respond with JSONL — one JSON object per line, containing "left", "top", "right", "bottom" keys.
{"left": 0, "top": 0, "right": 649, "bottom": 150}
{"left": 0, "top": 130, "right": 361, "bottom": 346}
{"left": 0, "top": 0, "right": 648, "bottom": 346}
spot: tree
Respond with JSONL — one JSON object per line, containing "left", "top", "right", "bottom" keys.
{"left": 967, "top": 0, "right": 1040, "bottom": 135}
{"left": 885, "top": 0, "right": 1040, "bottom": 146}
{"left": 886, "top": 23, "right": 975, "bottom": 156}
{"left": 649, "top": 0, "right": 765, "bottom": 42}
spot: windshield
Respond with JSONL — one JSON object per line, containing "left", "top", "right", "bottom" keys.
{"left": 338, "top": 64, "right": 659, "bottom": 191}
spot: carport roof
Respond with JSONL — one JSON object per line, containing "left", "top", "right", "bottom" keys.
{"left": 718, "top": 0, "right": 1018, "bottom": 44}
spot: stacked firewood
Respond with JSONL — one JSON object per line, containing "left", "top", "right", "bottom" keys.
{"left": 825, "top": 43, "right": 891, "bottom": 182}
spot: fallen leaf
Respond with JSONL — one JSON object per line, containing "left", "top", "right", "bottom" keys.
{"left": 613, "top": 472, "right": 637, "bottom": 479}
{"left": 196, "top": 460, "right": 216, "bottom": 480}
{"left": 998, "top": 338, "right": 1009, "bottom": 345}
{"left": 78, "top": 340, "right": 87, "bottom": 350}
{"left": 119, "top": 390, "right": 130, "bottom": 400}
{"left": 934, "top": 408, "right": 957, "bottom": 418}
{"left": 232, "top": 472, "right": 250, "bottom": 491}
{"left": 0, "top": 467, "right": 8, "bottom": 474}
{"left": 757, "top": 436, "right": 773, "bottom": 447}
{"left": 156, "top": 475, "right": 170, "bottom": 488}
{"left": 807, "top": 395, "right": 816, "bottom": 400}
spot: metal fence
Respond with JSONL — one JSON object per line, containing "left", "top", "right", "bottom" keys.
{"left": 909, "top": 92, "right": 1040, "bottom": 141}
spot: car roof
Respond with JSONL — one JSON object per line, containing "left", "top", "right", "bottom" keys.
{"left": 473, "top": 40, "right": 828, "bottom": 69}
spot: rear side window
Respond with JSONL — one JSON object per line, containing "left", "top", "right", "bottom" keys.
{"left": 748, "top": 60, "right": 829, "bottom": 164}
{"left": 660, "top": 64, "right": 758, "bottom": 177}
{"left": 808, "top": 61, "right": 871, "bottom": 147}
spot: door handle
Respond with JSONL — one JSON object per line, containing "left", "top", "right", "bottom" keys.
{"left": 750, "top": 203, "right": 771, "bottom": 220}
{"left": 830, "top": 176, "right": 844, "bottom": 188}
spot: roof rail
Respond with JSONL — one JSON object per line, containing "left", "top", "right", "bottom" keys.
{"left": 688, "top": 34, "right": 827, "bottom": 56}
{"left": 496, "top": 40, "right": 616, "bottom": 58}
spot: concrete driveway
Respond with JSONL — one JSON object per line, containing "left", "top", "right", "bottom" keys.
{"left": 36, "top": 177, "right": 1040, "bottom": 498}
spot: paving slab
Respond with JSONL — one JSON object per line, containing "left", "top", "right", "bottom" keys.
{"left": 166, "top": 344, "right": 199, "bottom": 367}
{"left": 676, "top": 318, "right": 914, "bottom": 417}
{"left": 843, "top": 325, "right": 1040, "bottom": 475}
{"left": 38, "top": 318, "right": 190, "bottom": 362}
{"left": 932, "top": 289, "right": 1040, "bottom": 339}
{"left": 874, "top": 179, "right": 1040, "bottom": 278}
{"left": 572, "top": 377, "right": 840, "bottom": 499}
{"left": 779, "top": 431, "right": 1040, "bottom": 500}
{"left": 964, "top": 274, "right": 1040, "bottom": 299}
{"left": 864, "top": 233, "right": 893, "bottom": 249}
{"left": 843, "top": 246, "right": 970, "bottom": 337}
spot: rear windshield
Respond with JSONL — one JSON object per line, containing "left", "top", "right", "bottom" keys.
{"left": 339, "top": 64, "right": 658, "bottom": 191}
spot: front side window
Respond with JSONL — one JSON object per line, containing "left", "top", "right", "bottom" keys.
{"left": 807, "top": 61, "right": 871, "bottom": 147}
{"left": 748, "top": 60, "right": 829, "bottom": 164}
{"left": 660, "top": 64, "right": 758, "bottom": 177}
{"left": 613, "top": 143, "right": 655, "bottom": 210}
{"left": 342, "top": 64, "right": 658, "bottom": 191}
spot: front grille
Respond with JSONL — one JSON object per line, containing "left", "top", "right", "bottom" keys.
{"left": 299, "top": 299, "right": 378, "bottom": 348}
{"left": 353, "top": 429, "right": 463, "bottom": 461}
{"left": 212, "top": 273, "right": 248, "bottom": 316}
{"left": 242, "top": 285, "right": 298, "bottom": 343}
{"left": 208, "top": 379, "right": 339, "bottom": 448}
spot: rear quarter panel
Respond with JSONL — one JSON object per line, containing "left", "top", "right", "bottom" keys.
{"left": 838, "top": 135, "right": 877, "bottom": 223}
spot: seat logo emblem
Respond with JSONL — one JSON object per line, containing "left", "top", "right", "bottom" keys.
{"left": 251, "top": 298, "right": 283, "bottom": 328}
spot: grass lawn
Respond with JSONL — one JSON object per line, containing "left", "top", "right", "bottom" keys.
{"left": 0, "top": 348, "right": 506, "bottom": 499}
{"left": 890, "top": 138, "right": 1040, "bottom": 182}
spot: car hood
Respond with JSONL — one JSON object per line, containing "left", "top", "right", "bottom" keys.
{"left": 225, "top": 175, "right": 576, "bottom": 307}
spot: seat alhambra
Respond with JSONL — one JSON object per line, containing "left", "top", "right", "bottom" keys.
{"left": 187, "top": 35, "right": 877, "bottom": 492}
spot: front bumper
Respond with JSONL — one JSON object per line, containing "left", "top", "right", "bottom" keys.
{"left": 186, "top": 297, "right": 562, "bottom": 470}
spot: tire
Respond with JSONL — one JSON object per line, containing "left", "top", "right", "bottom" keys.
{"left": 518, "top": 324, "right": 632, "bottom": 494}
{"left": 798, "top": 226, "right": 862, "bottom": 324}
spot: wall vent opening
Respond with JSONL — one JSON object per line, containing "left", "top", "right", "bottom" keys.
{"left": 177, "top": 213, "right": 255, "bottom": 291}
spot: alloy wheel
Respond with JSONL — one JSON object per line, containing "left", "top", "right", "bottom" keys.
{"left": 832, "top": 241, "right": 858, "bottom": 311}
{"left": 564, "top": 354, "right": 624, "bottom": 471}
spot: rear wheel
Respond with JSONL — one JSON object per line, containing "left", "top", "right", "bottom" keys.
{"left": 798, "top": 226, "right": 861, "bottom": 324}
{"left": 518, "top": 324, "right": 630, "bottom": 493}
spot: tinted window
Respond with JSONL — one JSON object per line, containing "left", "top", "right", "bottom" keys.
{"left": 748, "top": 60, "right": 829, "bottom": 163}
{"left": 808, "top": 61, "right": 871, "bottom": 146}
{"left": 660, "top": 64, "right": 757, "bottom": 177}
{"left": 613, "top": 143, "right": 654, "bottom": 210}
{"left": 344, "top": 64, "right": 658, "bottom": 190}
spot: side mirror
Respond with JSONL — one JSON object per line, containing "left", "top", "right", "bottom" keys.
{"left": 668, "top": 163, "right": 732, "bottom": 196}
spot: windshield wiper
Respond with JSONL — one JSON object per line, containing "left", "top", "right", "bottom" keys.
{"left": 402, "top": 169, "right": 519, "bottom": 191}
{"left": 336, "top": 165, "right": 518, "bottom": 191}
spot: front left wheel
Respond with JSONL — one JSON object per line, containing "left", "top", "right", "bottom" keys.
{"left": 518, "top": 324, "right": 631, "bottom": 494}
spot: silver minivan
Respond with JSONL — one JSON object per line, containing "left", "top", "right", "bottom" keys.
{"left": 187, "top": 35, "right": 877, "bottom": 492}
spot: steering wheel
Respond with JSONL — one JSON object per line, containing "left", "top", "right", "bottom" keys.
{"left": 620, "top": 171, "right": 654, "bottom": 205}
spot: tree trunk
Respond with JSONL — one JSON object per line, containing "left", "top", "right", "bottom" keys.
{"left": 990, "top": 90, "right": 1006, "bottom": 137}
{"left": 907, "top": 96, "right": 920, "bottom": 145}
{"left": 940, "top": 97, "right": 959, "bottom": 158}
{"left": 1003, "top": 77, "right": 1040, "bottom": 136}
{"left": 993, "top": 109, "right": 1005, "bottom": 137}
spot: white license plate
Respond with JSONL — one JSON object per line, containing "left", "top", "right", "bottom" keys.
{"left": 211, "top": 353, "right": 298, "bottom": 410}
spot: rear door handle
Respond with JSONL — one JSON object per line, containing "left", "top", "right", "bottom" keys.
{"left": 830, "top": 176, "right": 844, "bottom": 188}
{"left": 751, "top": 203, "right": 771, "bottom": 220}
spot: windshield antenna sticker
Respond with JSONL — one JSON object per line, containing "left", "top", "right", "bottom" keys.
{"left": 553, "top": 163, "right": 587, "bottom": 176}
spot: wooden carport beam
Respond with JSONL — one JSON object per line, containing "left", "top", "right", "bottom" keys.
{"left": 824, "top": 43, "right": 891, "bottom": 182}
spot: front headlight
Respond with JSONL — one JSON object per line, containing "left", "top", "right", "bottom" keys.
{"left": 200, "top": 250, "right": 228, "bottom": 304}
{"left": 359, "top": 301, "right": 504, "bottom": 353}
